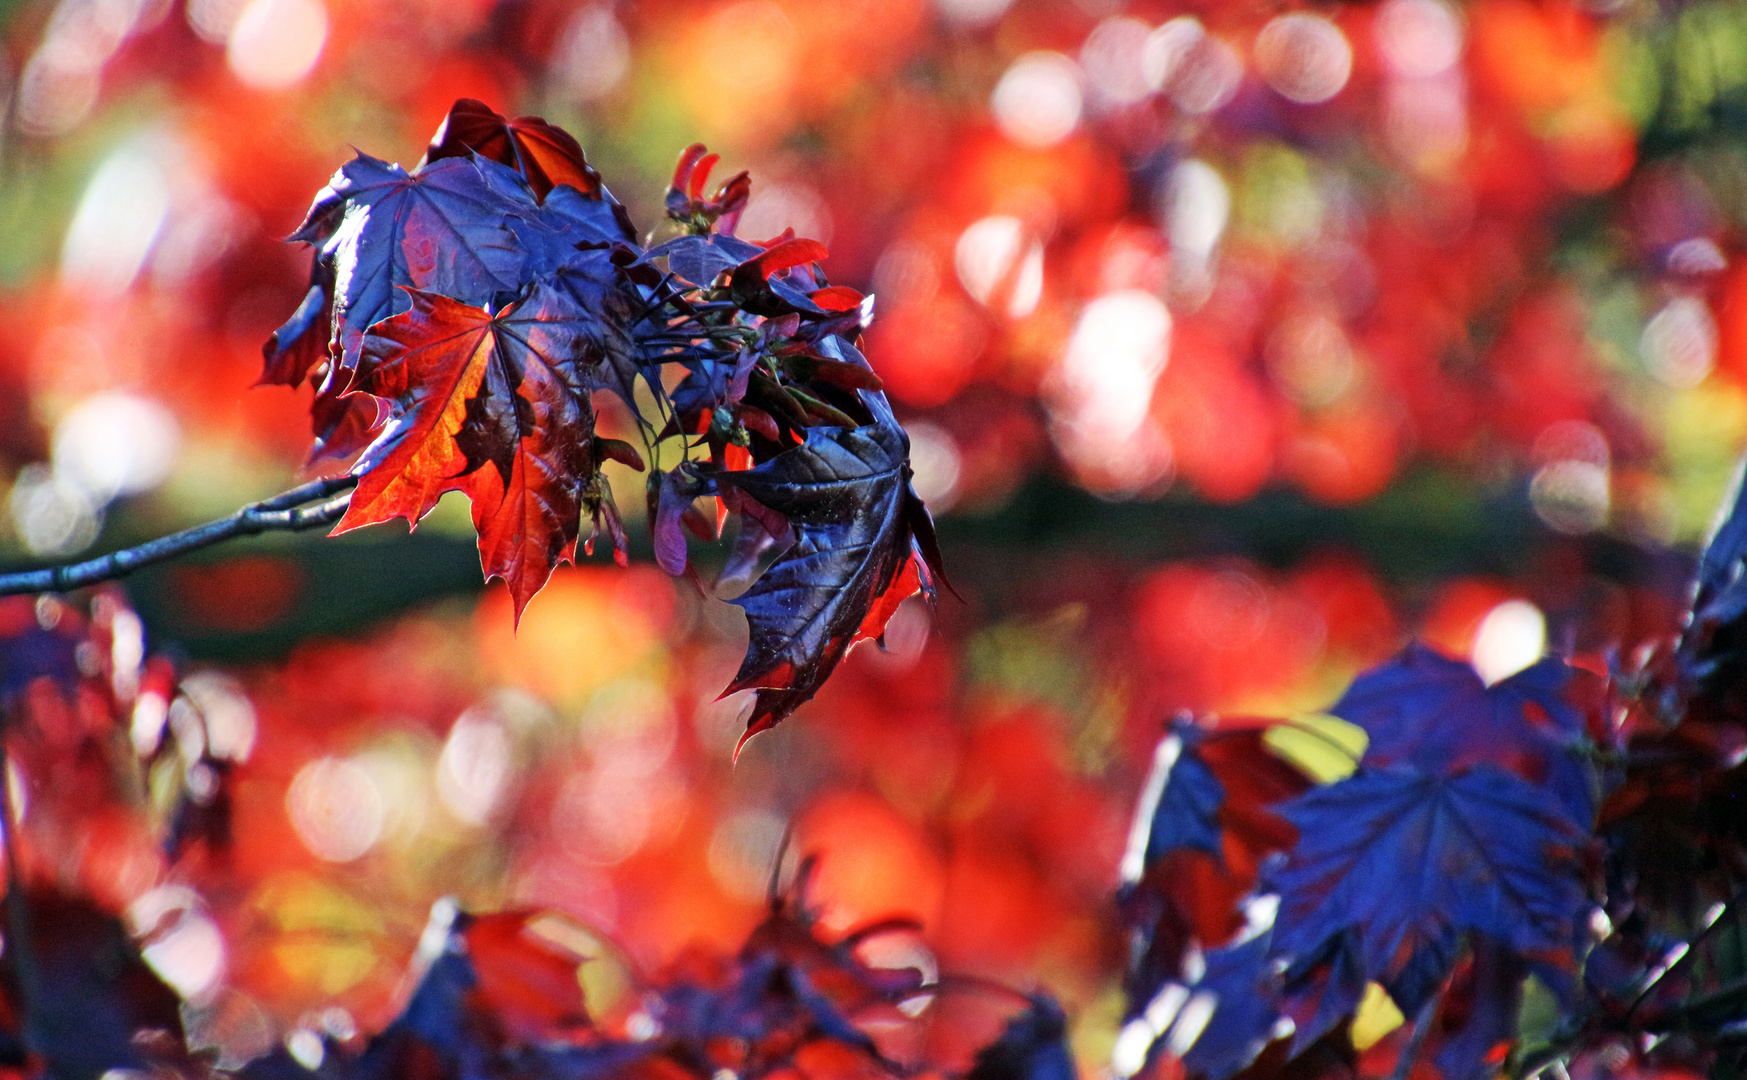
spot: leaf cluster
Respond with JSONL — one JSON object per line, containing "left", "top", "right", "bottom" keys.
{"left": 1117, "top": 467, "right": 1747, "bottom": 1080}
{"left": 262, "top": 100, "right": 946, "bottom": 747}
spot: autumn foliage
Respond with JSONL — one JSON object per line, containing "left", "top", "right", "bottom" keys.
{"left": 267, "top": 100, "right": 943, "bottom": 746}
{"left": 11, "top": 2, "right": 1747, "bottom": 1080}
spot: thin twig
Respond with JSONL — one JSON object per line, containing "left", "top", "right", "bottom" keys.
{"left": 1517, "top": 889, "right": 1747, "bottom": 1078}
{"left": 0, "top": 475, "right": 358, "bottom": 597}
{"left": 1388, "top": 986, "right": 1446, "bottom": 1080}
{"left": 1628, "top": 884, "right": 1747, "bottom": 1019}
{"left": 0, "top": 742, "right": 38, "bottom": 1054}
{"left": 1666, "top": 972, "right": 1747, "bottom": 1023}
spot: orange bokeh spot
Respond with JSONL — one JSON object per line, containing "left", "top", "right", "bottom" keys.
{"left": 863, "top": 295, "right": 989, "bottom": 407}
{"left": 793, "top": 790, "right": 943, "bottom": 934}
{"left": 1285, "top": 404, "right": 1402, "bottom": 506}
{"left": 475, "top": 564, "right": 675, "bottom": 704}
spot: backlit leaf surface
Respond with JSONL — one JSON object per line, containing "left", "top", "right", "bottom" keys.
{"left": 1271, "top": 764, "right": 1588, "bottom": 1047}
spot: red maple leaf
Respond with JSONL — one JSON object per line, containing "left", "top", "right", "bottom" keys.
{"left": 335, "top": 282, "right": 630, "bottom": 618}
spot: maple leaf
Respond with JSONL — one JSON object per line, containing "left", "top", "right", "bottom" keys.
{"left": 6, "top": 888, "right": 189, "bottom": 1080}
{"left": 336, "top": 281, "right": 628, "bottom": 617}
{"left": 512, "top": 185, "right": 641, "bottom": 270}
{"left": 249, "top": 901, "right": 651, "bottom": 1080}
{"left": 1268, "top": 763, "right": 1591, "bottom": 1050}
{"left": 647, "top": 232, "right": 765, "bottom": 290}
{"left": 713, "top": 370, "right": 944, "bottom": 750}
{"left": 1117, "top": 934, "right": 1284, "bottom": 1080}
{"left": 307, "top": 370, "right": 388, "bottom": 463}
{"left": 729, "top": 235, "right": 832, "bottom": 317}
{"left": 1330, "top": 645, "right": 1600, "bottom": 824}
{"left": 1427, "top": 938, "right": 1528, "bottom": 1080}
{"left": 295, "top": 153, "right": 528, "bottom": 371}
{"left": 425, "top": 98, "right": 606, "bottom": 203}
{"left": 1123, "top": 720, "right": 1309, "bottom": 876}
{"left": 540, "top": 256, "right": 659, "bottom": 415}
{"left": 334, "top": 290, "right": 495, "bottom": 526}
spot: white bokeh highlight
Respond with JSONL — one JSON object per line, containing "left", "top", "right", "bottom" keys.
{"left": 991, "top": 52, "right": 1082, "bottom": 148}
{"left": 53, "top": 392, "right": 182, "bottom": 502}
{"left": 61, "top": 142, "right": 171, "bottom": 298}
{"left": 287, "top": 757, "right": 387, "bottom": 863}
{"left": 955, "top": 216, "right": 1044, "bottom": 319}
{"left": 226, "top": 0, "right": 327, "bottom": 89}
{"left": 1471, "top": 600, "right": 1546, "bottom": 685}
{"left": 437, "top": 710, "right": 513, "bottom": 826}
{"left": 1254, "top": 13, "right": 1353, "bottom": 105}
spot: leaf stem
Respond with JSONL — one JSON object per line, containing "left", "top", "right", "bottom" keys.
{"left": 0, "top": 741, "right": 39, "bottom": 1056}
{"left": 1666, "top": 972, "right": 1747, "bottom": 1023}
{"left": 1387, "top": 986, "right": 1446, "bottom": 1080}
{"left": 1628, "top": 884, "right": 1747, "bottom": 1019}
{"left": 0, "top": 475, "right": 358, "bottom": 597}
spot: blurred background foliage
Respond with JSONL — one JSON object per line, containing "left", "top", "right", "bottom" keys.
{"left": 0, "top": 0, "right": 1742, "bottom": 1070}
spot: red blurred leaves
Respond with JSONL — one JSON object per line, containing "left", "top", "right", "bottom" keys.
{"left": 168, "top": 555, "right": 304, "bottom": 632}
{"left": 461, "top": 911, "right": 594, "bottom": 1041}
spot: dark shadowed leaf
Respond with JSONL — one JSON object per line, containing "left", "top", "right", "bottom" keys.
{"left": 648, "top": 234, "right": 765, "bottom": 290}
{"left": 1676, "top": 459, "right": 1747, "bottom": 718}
{"left": 260, "top": 258, "right": 335, "bottom": 388}
{"left": 539, "top": 254, "right": 656, "bottom": 413}
{"left": 262, "top": 901, "right": 651, "bottom": 1080}
{"left": 1427, "top": 939, "right": 1526, "bottom": 1080}
{"left": 426, "top": 98, "right": 605, "bottom": 202}
{"left": 715, "top": 389, "right": 938, "bottom": 749}
{"left": 308, "top": 371, "right": 389, "bottom": 463}
{"left": 12, "top": 889, "right": 187, "bottom": 1080}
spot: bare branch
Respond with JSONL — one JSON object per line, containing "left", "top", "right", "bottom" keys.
{"left": 1387, "top": 984, "right": 1446, "bottom": 1080}
{"left": 1628, "top": 883, "right": 1747, "bottom": 1019}
{"left": 0, "top": 475, "right": 359, "bottom": 597}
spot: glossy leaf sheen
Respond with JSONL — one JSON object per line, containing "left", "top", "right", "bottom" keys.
{"left": 717, "top": 409, "right": 931, "bottom": 743}
{"left": 302, "top": 154, "right": 527, "bottom": 370}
